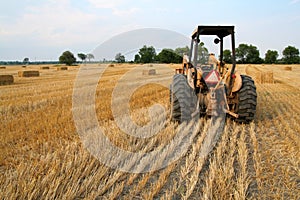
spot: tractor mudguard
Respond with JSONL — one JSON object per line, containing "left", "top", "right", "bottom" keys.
{"left": 225, "top": 72, "right": 242, "bottom": 93}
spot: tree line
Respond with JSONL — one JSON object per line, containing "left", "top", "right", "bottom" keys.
{"left": 116, "top": 43, "right": 209, "bottom": 64}
{"left": 223, "top": 44, "right": 300, "bottom": 64}
{"left": 114, "top": 44, "right": 300, "bottom": 65}
{"left": 59, "top": 51, "right": 95, "bottom": 65}
{"left": 2, "top": 44, "right": 298, "bottom": 66}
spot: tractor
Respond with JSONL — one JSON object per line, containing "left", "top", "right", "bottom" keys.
{"left": 170, "top": 25, "right": 257, "bottom": 123}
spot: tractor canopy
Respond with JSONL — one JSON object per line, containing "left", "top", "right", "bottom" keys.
{"left": 191, "top": 25, "right": 234, "bottom": 39}
{"left": 189, "top": 25, "right": 237, "bottom": 94}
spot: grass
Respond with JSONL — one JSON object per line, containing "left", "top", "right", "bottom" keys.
{"left": 0, "top": 64, "right": 300, "bottom": 199}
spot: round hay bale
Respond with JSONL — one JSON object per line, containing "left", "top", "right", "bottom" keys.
{"left": 22, "top": 65, "right": 27, "bottom": 68}
{"left": 0, "top": 66, "right": 6, "bottom": 69}
{"left": 259, "top": 71, "right": 274, "bottom": 84}
{"left": 40, "top": 66, "right": 50, "bottom": 70}
{"left": 108, "top": 64, "right": 114, "bottom": 67}
{"left": 0, "top": 75, "right": 14, "bottom": 85}
{"left": 142, "top": 69, "right": 156, "bottom": 75}
{"left": 284, "top": 66, "right": 292, "bottom": 71}
{"left": 18, "top": 71, "right": 40, "bottom": 77}
{"left": 57, "top": 67, "right": 68, "bottom": 71}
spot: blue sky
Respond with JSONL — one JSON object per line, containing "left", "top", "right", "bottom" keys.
{"left": 0, "top": 0, "right": 299, "bottom": 61}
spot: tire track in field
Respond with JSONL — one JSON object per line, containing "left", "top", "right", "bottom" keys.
{"left": 254, "top": 82, "right": 300, "bottom": 199}
{"left": 185, "top": 120, "right": 260, "bottom": 199}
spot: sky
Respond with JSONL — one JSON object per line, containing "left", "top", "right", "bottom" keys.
{"left": 0, "top": 0, "right": 299, "bottom": 61}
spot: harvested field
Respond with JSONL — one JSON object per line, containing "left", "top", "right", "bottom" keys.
{"left": 0, "top": 75, "right": 14, "bottom": 85}
{"left": 0, "top": 64, "right": 299, "bottom": 199}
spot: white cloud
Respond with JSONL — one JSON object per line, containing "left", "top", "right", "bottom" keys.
{"left": 87, "top": 0, "right": 139, "bottom": 16}
{"left": 0, "top": 0, "right": 108, "bottom": 47}
{"left": 289, "top": 0, "right": 300, "bottom": 4}
{"left": 112, "top": 7, "right": 140, "bottom": 16}
{"left": 0, "top": 0, "right": 144, "bottom": 59}
{"left": 87, "top": 0, "right": 123, "bottom": 9}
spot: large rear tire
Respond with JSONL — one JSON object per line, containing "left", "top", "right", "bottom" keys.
{"left": 235, "top": 75, "right": 257, "bottom": 123}
{"left": 170, "top": 74, "right": 197, "bottom": 123}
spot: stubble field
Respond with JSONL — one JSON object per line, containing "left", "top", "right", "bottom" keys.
{"left": 0, "top": 63, "right": 299, "bottom": 199}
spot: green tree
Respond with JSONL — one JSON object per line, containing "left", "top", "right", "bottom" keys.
{"left": 134, "top": 54, "right": 141, "bottom": 63}
{"left": 236, "top": 44, "right": 248, "bottom": 64}
{"left": 223, "top": 49, "right": 232, "bottom": 63}
{"left": 174, "top": 43, "right": 207, "bottom": 64}
{"left": 282, "top": 46, "right": 300, "bottom": 64}
{"left": 23, "top": 57, "right": 29, "bottom": 65}
{"left": 86, "top": 53, "right": 94, "bottom": 62}
{"left": 115, "top": 53, "right": 125, "bottom": 63}
{"left": 77, "top": 53, "right": 87, "bottom": 63}
{"left": 174, "top": 46, "right": 190, "bottom": 57}
{"left": 264, "top": 50, "right": 278, "bottom": 64}
{"left": 236, "top": 43, "right": 262, "bottom": 64}
{"left": 138, "top": 45, "right": 156, "bottom": 63}
{"left": 246, "top": 45, "right": 262, "bottom": 64}
{"left": 59, "top": 51, "right": 76, "bottom": 66}
{"left": 157, "top": 49, "right": 182, "bottom": 63}
{"left": 198, "top": 42, "right": 209, "bottom": 63}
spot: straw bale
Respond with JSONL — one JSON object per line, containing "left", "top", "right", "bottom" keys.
{"left": 18, "top": 71, "right": 40, "bottom": 77}
{"left": 0, "top": 75, "right": 14, "bottom": 85}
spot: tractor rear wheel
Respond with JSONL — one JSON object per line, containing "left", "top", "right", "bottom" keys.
{"left": 235, "top": 75, "right": 257, "bottom": 123}
{"left": 170, "top": 74, "right": 197, "bottom": 123}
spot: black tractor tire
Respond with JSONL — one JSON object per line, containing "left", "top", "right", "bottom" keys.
{"left": 235, "top": 75, "right": 257, "bottom": 123}
{"left": 170, "top": 74, "right": 197, "bottom": 123}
